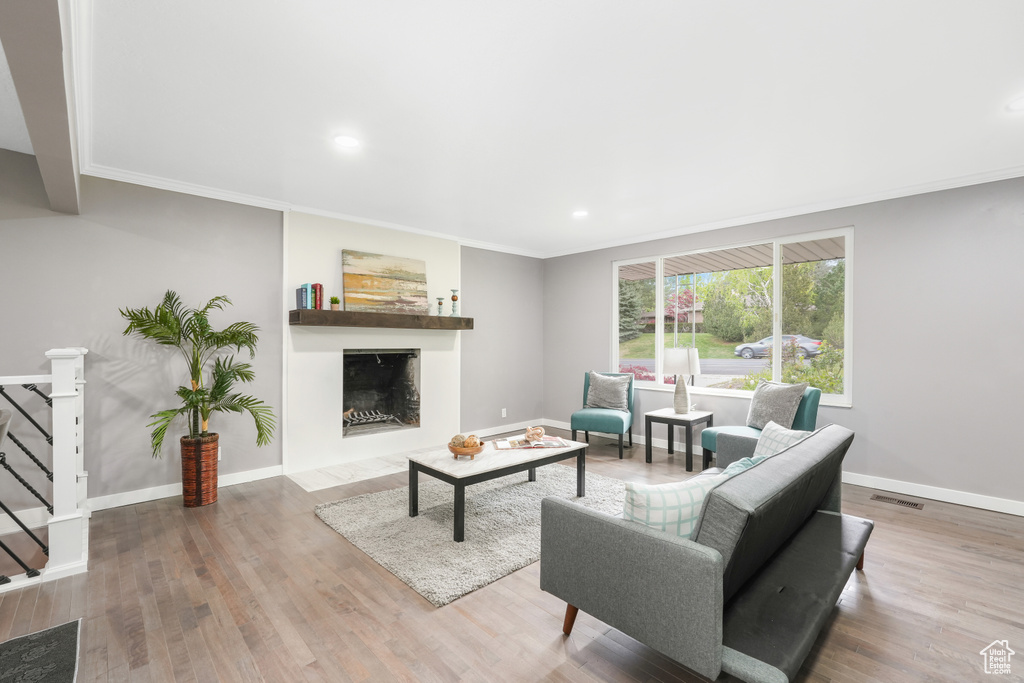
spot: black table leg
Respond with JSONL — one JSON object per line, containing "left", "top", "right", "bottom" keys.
{"left": 685, "top": 423, "right": 694, "bottom": 472}
{"left": 409, "top": 465, "right": 419, "bottom": 517}
{"left": 703, "top": 415, "right": 715, "bottom": 469}
{"left": 645, "top": 417, "right": 653, "bottom": 463}
{"left": 454, "top": 484, "right": 465, "bottom": 542}
{"left": 576, "top": 450, "right": 586, "bottom": 497}
{"left": 668, "top": 423, "right": 674, "bottom": 454}
{"left": 528, "top": 467, "right": 537, "bottom": 482}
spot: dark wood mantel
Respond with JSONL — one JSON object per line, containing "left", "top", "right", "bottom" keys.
{"left": 289, "top": 309, "right": 474, "bottom": 330}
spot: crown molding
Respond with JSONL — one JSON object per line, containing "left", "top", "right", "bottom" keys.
{"left": 79, "top": 163, "right": 549, "bottom": 259}
{"left": 539, "top": 164, "right": 1024, "bottom": 258}
{"left": 80, "top": 159, "right": 1024, "bottom": 262}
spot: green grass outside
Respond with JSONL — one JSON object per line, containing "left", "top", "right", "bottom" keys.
{"left": 619, "top": 332, "right": 738, "bottom": 360}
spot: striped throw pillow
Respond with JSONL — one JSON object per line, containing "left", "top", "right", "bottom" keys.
{"left": 623, "top": 474, "right": 728, "bottom": 538}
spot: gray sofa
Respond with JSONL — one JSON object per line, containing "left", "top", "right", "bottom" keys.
{"left": 540, "top": 424, "right": 873, "bottom": 683}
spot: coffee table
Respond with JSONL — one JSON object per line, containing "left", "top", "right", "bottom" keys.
{"left": 408, "top": 439, "right": 588, "bottom": 542}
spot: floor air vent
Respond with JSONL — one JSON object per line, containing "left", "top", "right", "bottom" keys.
{"left": 870, "top": 494, "right": 923, "bottom": 510}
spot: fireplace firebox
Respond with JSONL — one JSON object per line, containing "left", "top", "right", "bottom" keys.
{"left": 342, "top": 349, "right": 420, "bottom": 436}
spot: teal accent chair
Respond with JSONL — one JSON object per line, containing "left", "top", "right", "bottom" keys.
{"left": 570, "top": 372, "right": 634, "bottom": 459}
{"left": 700, "top": 386, "right": 821, "bottom": 468}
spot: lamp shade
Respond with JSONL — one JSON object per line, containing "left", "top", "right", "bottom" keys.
{"left": 664, "top": 347, "right": 701, "bottom": 377}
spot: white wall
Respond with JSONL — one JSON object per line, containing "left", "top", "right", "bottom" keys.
{"left": 284, "top": 212, "right": 462, "bottom": 473}
{"left": 541, "top": 176, "right": 1024, "bottom": 509}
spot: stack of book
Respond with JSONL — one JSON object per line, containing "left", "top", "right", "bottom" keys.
{"left": 295, "top": 283, "right": 324, "bottom": 309}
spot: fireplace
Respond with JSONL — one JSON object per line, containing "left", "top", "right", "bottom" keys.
{"left": 342, "top": 349, "right": 421, "bottom": 436}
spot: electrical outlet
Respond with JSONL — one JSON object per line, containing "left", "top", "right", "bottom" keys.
{"left": 501, "top": 408, "right": 507, "bottom": 418}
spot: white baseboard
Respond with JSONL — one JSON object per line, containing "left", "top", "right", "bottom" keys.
{"left": 218, "top": 465, "right": 283, "bottom": 488}
{"left": 0, "top": 506, "right": 49, "bottom": 535}
{"left": 470, "top": 419, "right": 545, "bottom": 439}
{"left": 88, "top": 465, "right": 284, "bottom": 512}
{"left": 842, "top": 472, "right": 1024, "bottom": 518}
{"left": 551, "top": 416, "right": 1024, "bottom": 517}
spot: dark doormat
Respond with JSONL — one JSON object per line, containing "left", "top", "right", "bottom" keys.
{"left": 0, "top": 618, "right": 80, "bottom": 682}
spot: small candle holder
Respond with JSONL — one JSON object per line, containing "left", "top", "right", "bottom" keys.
{"left": 450, "top": 289, "right": 459, "bottom": 317}
{"left": 436, "top": 297, "right": 445, "bottom": 316}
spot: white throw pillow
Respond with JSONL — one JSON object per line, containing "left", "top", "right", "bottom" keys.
{"left": 752, "top": 420, "right": 811, "bottom": 458}
{"left": 623, "top": 474, "right": 727, "bottom": 538}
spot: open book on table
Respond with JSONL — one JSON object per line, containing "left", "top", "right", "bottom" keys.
{"left": 493, "top": 435, "right": 568, "bottom": 450}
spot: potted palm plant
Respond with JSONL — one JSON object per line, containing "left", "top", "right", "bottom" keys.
{"left": 120, "top": 290, "right": 276, "bottom": 507}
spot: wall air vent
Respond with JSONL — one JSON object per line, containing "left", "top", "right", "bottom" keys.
{"left": 870, "top": 494, "right": 923, "bottom": 510}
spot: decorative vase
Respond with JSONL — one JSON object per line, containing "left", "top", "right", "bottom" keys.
{"left": 673, "top": 376, "right": 690, "bottom": 414}
{"left": 436, "top": 297, "right": 444, "bottom": 316}
{"left": 450, "top": 289, "right": 459, "bottom": 317}
{"left": 180, "top": 433, "right": 219, "bottom": 507}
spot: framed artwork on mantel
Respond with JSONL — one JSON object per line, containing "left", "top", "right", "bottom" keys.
{"left": 341, "top": 250, "right": 429, "bottom": 314}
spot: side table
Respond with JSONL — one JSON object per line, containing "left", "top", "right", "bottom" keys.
{"left": 644, "top": 408, "right": 714, "bottom": 471}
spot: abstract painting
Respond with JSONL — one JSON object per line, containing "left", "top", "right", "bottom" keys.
{"left": 342, "top": 250, "right": 429, "bottom": 314}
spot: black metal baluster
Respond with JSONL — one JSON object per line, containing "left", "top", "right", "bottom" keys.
{"left": 0, "top": 386, "right": 53, "bottom": 445}
{"left": 0, "top": 499, "right": 48, "bottom": 555}
{"left": 4, "top": 431, "right": 53, "bottom": 481}
{"left": 21, "top": 384, "right": 52, "bottom": 408}
{"left": 0, "top": 386, "right": 53, "bottom": 579}
{"left": 0, "top": 537, "right": 40, "bottom": 578}
{"left": 0, "top": 452, "right": 52, "bottom": 514}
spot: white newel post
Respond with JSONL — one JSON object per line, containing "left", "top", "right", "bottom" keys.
{"left": 73, "top": 348, "right": 89, "bottom": 515}
{"left": 45, "top": 347, "right": 89, "bottom": 576}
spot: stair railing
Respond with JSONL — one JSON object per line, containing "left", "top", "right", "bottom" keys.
{"left": 0, "top": 348, "right": 88, "bottom": 590}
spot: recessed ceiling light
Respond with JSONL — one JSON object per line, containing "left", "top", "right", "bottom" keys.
{"left": 1006, "top": 95, "right": 1024, "bottom": 113}
{"left": 572, "top": 210, "right": 589, "bottom": 219}
{"left": 334, "top": 135, "right": 361, "bottom": 148}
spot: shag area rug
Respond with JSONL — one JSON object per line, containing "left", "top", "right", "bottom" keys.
{"left": 0, "top": 618, "right": 80, "bottom": 682}
{"left": 316, "top": 465, "right": 626, "bottom": 606}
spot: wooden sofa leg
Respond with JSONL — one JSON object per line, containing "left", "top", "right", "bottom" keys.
{"left": 563, "top": 604, "right": 579, "bottom": 635}
{"left": 856, "top": 551, "right": 865, "bottom": 571}
{"left": 618, "top": 434, "right": 624, "bottom": 459}
{"left": 571, "top": 429, "right": 577, "bottom": 441}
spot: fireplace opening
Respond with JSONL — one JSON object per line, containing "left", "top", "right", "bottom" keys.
{"left": 342, "top": 349, "right": 421, "bottom": 437}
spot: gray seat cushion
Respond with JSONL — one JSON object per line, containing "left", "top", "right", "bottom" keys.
{"left": 721, "top": 510, "right": 874, "bottom": 682}
{"left": 692, "top": 424, "right": 855, "bottom": 602}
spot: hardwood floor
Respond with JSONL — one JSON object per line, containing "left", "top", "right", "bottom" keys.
{"left": 3, "top": 430, "right": 1024, "bottom": 682}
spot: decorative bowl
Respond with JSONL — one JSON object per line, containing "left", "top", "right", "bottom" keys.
{"left": 449, "top": 443, "right": 485, "bottom": 458}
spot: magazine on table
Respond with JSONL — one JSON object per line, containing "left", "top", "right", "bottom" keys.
{"left": 493, "top": 435, "right": 568, "bottom": 450}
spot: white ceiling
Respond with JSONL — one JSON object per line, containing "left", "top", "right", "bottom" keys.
{"left": 5, "top": 1, "right": 1024, "bottom": 257}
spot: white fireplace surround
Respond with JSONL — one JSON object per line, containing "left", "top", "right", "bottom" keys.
{"left": 284, "top": 212, "right": 462, "bottom": 474}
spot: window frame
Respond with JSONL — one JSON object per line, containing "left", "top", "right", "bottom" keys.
{"left": 611, "top": 226, "right": 853, "bottom": 407}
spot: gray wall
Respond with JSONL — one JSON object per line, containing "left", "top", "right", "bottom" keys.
{"left": 0, "top": 150, "right": 283, "bottom": 499}
{"left": 460, "top": 247, "right": 545, "bottom": 431}
{"left": 542, "top": 176, "right": 1024, "bottom": 503}
{"left": 5, "top": 143, "right": 1022, "bottom": 506}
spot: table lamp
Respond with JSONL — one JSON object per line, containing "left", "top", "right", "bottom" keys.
{"left": 664, "top": 347, "right": 701, "bottom": 414}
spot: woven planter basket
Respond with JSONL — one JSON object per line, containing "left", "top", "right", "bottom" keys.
{"left": 180, "top": 433, "right": 219, "bottom": 507}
